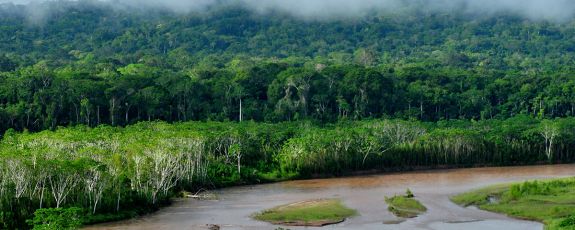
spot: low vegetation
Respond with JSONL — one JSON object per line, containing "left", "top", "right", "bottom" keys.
{"left": 253, "top": 199, "right": 357, "bottom": 226}
{"left": 1, "top": 117, "right": 575, "bottom": 229}
{"left": 385, "top": 189, "right": 427, "bottom": 218}
{"left": 451, "top": 178, "right": 575, "bottom": 230}
{"left": 26, "top": 208, "right": 83, "bottom": 230}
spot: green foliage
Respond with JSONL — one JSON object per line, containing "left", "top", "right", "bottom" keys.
{"left": 253, "top": 199, "right": 357, "bottom": 225}
{"left": 450, "top": 192, "right": 492, "bottom": 207}
{"left": 27, "top": 208, "right": 83, "bottom": 230}
{"left": 1, "top": 1, "right": 575, "bottom": 228}
{"left": 559, "top": 215, "right": 575, "bottom": 228}
{"left": 385, "top": 194, "right": 427, "bottom": 218}
{"left": 1, "top": 2, "right": 575, "bottom": 133}
{"left": 0, "top": 211, "right": 14, "bottom": 229}
{"left": 509, "top": 184, "right": 522, "bottom": 200}
{"left": 506, "top": 181, "right": 552, "bottom": 201}
{"left": 452, "top": 178, "right": 575, "bottom": 229}
{"left": 405, "top": 189, "right": 414, "bottom": 198}
{"left": 0, "top": 117, "right": 574, "bottom": 228}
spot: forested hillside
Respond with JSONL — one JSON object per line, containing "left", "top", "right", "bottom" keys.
{"left": 1, "top": 1, "right": 575, "bottom": 134}
{"left": 2, "top": 1, "right": 575, "bottom": 228}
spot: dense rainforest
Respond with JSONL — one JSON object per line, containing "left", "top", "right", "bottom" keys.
{"left": 1, "top": 1, "right": 575, "bottom": 133}
{"left": 1, "top": 0, "right": 575, "bottom": 229}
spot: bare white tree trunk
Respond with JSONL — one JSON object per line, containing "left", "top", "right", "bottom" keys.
{"left": 85, "top": 167, "right": 108, "bottom": 214}
{"left": 540, "top": 123, "right": 559, "bottom": 160}
{"left": 6, "top": 160, "right": 32, "bottom": 200}
{"left": 146, "top": 148, "right": 182, "bottom": 204}
{"left": 39, "top": 182, "right": 45, "bottom": 209}
{"left": 49, "top": 172, "right": 79, "bottom": 208}
{"left": 237, "top": 154, "right": 241, "bottom": 175}
{"left": 0, "top": 163, "right": 5, "bottom": 199}
{"left": 110, "top": 98, "right": 116, "bottom": 126}
{"left": 32, "top": 172, "right": 48, "bottom": 209}
{"left": 239, "top": 99, "right": 242, "bottom": 122}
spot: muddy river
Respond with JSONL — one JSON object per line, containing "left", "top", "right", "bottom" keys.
{"left": 87, "top": 164, "right": 575, "bottom": 230}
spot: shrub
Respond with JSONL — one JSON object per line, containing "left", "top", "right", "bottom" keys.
{"left": 559, "top": 215, "right": 575, "bottom": 227}
{"left": 0, "top": 211, "right": 14, "bottom": 229}
{"left": 509, "top": 184, "right": 522, "bottom": 200}
{"left": 27, "top": 208, "right": 84, "bottom": 230}
{"left": 405, "top": 188, "right": 414, "bottom": 198}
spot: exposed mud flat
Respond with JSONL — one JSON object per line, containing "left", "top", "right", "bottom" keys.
{"left": 86, "top": 164, "right": 575, "bottom": 230}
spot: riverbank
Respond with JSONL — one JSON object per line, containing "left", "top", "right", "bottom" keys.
{"left": 451, "top": 177, "right": 575, "bottom": 229}
{"left": 81, "top": 164, "right": 559, "bottom": 229}
{"left": 3, "top": 118, "right": 575, "bottom": 229}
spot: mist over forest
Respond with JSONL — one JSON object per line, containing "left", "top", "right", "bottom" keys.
{"left": 0, "top": 0, "right": 574, "bottom": 130}
{"left": 2, "top": 0, "right": 575, "bottom": 21}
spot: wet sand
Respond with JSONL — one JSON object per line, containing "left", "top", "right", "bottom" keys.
{"left": 86, "top": 164, "right": 575, "bottom": 230}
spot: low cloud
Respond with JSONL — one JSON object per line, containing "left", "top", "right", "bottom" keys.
{"left": 2, "top": 0, "right": 575, "bottom": 22}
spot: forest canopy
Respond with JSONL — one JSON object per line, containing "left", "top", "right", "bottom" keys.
{"left": 0, "top": 1, "right": 575, "bottom": 134}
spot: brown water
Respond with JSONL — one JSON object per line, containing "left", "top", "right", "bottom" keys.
{"left": 87, "top": 164, "right": 575, "bottom": 230}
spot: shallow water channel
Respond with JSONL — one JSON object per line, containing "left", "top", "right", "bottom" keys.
{"left": 87, "top": 164, "right": 575, "bottom": 230}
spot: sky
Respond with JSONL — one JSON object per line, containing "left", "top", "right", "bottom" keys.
{"left": 1, "top": 0, "right": 574, "bottom": 22}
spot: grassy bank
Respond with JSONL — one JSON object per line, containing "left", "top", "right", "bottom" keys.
{"left": 451, "top": 178, "right": 575, "bottom": 229}
{"left": 253, "top": 199, "right": 357, "bottom": 226}
{"left": 385, "top": 190, "right": 427, "bottom": 218}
